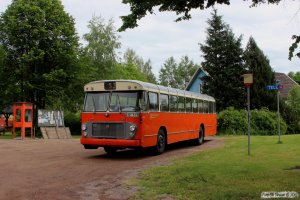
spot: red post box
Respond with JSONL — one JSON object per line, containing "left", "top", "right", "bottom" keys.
{"left": 12, "top": 102, "right": 33, "bottom": 139}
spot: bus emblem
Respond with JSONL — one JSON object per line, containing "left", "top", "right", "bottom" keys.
{"left": 105, "top": 125, "right": 110, "bottom": 129}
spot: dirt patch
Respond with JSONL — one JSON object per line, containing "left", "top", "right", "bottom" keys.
{"left": 0, "top": 136, "right": 223, "bottom": 200}
{"left": 286, "top": 165, "right": 300, "bottom": 171}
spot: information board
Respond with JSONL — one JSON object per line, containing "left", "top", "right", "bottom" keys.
{"left": 38, "top": 110, "right": 64, "bottom": 127}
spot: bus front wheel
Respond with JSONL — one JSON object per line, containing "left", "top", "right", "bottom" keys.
{"left": 154, "top": 129, "right": 166, "bottom": 155}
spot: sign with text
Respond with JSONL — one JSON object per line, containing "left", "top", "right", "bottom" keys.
{"left": 38, "top": 110, "right": 64, "bottom": 127}
{"left": 265, "top": 84, "right": 283, "bottom": 91}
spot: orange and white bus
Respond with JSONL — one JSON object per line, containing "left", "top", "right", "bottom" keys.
{"left": 80, "top": 80, "right": 217, "bottom": 154}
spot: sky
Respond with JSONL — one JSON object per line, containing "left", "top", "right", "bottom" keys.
{"left": 1, "top": 0, "right": 300, "bottom": 78}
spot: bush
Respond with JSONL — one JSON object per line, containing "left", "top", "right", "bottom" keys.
{"left": 64, "top": 111, "right": 81, "bottom": 135}
{"left": 218, "top": 107, "right": 287, "bottom": 135}
{"left": 218, "top": 107, "right": 247, "bottom": 135}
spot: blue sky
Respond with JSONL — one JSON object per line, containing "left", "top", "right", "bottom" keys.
{"left": 1, "top": 0, "right": 300, "bottom": 77}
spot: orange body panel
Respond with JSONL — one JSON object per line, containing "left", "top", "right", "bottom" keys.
{"left": 81, "top": 111, "right": 217, "bottom": 148}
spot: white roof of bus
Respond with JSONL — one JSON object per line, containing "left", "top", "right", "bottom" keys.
{"left": 85, "top": 80, "right": 215, "bottom": 102}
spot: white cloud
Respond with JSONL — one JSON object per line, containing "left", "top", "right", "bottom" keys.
{"left": 1, "top": 0, "right": 299, "bottom": 77}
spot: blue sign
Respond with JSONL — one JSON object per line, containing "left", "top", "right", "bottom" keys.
{"left": 265, "top": 84, "right": 283, "bottom": 91}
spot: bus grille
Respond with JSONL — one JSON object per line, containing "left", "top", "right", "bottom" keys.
{"left": 92, "top": 123, "right": 125, "bottom": 138}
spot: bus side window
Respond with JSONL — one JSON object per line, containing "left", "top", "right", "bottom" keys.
{"left": 186, "top": 98, "right": 192, "bottom": 113}
{"left": 204, "top": 101, "right": 208, "bottom": 113}
{"left": 149, "top": 92, "right": 158, "bottom": 111}
{"left": 140, "top": 91, "right": 148, "bottom": 111}
{"left": 213, "top": 102, "right": 216, "bottom": 113}
{"left": 198, "top": 99, "right": 203, "bottom": 113}
{"left": 192, "top": 99, "right": 198, "bottom": 113}
{"left": 160, "top": 94, "right": 169, "bottom": 112}
{"left": 178, "top": 96, "right": 185, "bottom": 112}
{"left": 169, "top": 95, "right": 178, "bottom": 112}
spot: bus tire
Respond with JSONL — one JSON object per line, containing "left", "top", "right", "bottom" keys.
{"left": 104, "top": 146, "right": 117, "bottom": 154}
{"left": 194, "top": 126, "right": 204, "bottom": 145}
{"left": 154, "top": 129, "right": 166, "bottom": 155}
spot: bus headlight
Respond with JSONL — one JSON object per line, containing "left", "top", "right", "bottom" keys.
{"left": 129, "top": 125, "right": 137, "bottom": 138}
{"left": 129, "top": 125, "right": 136, "bottom": 132}
{"left": 82, "top": 123, "right": 87, "bottom": 131}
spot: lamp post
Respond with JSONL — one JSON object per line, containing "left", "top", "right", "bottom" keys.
{"left": 243, "top": 73, "right": 253, "bottom": 156}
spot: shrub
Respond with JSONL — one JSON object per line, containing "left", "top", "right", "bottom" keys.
{"left": 217, "top": 107, "right": 247, "bottom": 135}
{"left": 64, "top": 111, "right": 81, "bottom": 135}
{"left": 218, "top": 107, "right": 287, "bottom": 135}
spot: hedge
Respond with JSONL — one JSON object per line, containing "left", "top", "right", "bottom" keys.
{"left": 218, "top": 107, "right": 287, "bottom": 135}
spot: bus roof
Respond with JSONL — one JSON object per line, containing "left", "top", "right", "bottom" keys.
{"left": 84, "top": 80, "right": 215, "bottom": 102}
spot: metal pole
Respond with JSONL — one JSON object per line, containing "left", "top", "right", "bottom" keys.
{"left": 247, "top": 86, "right": 251, "bottom": 156}
{"left": 277, "top": 90, "right": 281, "bottom": 143}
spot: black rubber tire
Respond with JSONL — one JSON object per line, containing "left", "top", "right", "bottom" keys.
{"left": 104, "top": 146, "right": 117, "bottom": 154}
{"left": 154, "top": 129, "right": 166, "bottom": 155}
{"left": 194, "top": 126, "right": 204, "bottom": 145}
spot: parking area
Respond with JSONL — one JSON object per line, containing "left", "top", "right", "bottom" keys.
{"left": 0, "top": 137, "right": 221, "bottom": 200}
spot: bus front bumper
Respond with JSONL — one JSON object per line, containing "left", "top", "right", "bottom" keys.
{"left": 80, "top": 137, "right": 141, "bottom": 148}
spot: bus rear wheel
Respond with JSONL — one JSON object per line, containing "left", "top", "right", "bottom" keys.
{"left": 104, "top": 146, "right": 117, "bottom": 154}
{"left": 194, "top": 126, "right": 204, "bottom": 145}
{"left": 154, "top": 129, "right": 166, "bottom": 155}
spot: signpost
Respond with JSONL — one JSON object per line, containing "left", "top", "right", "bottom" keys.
{"left": 243, "top": 73, "right": 253, "bottom": 156}
{"left": 265, "top": 83, "right": 283, "bottom": 143}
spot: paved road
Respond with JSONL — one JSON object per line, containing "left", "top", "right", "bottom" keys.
{"left": 0, "top": 137, "right": 222, "bottom": 200}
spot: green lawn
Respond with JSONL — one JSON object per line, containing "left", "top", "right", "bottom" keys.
{"left": 131, "top": 135, "right": 300, "bottom": 200}
{"left": 0, "top": 132, "right": 12, "bottom": 139}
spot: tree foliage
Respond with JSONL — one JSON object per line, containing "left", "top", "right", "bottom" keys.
{"left": 81, "top": 16, "right": 121, "bottom": 81}
{"left": 159, "top": 56, "right": 197, "bottom": 89}
{"left": 0, "top": 0, "right": 79, "bottom": 110}
{"left": 123, "top": 48, "right": 157, "bottom": 83}
{"left": 119, "top": 0, "right": 280, "bottom": 31}
{"left": 280, "top": 86, "right": 300, "bottom": 133}
{"left": 244, "top": 37, "right": 276, "bottom": 110}
{"left": 288, "top": 71, "right": 300, "bottom": 85}
{"left": 200, "top": 9, "right": 245, "bottom": 111}
{"left": 119, "top": 0, "right": 299, "bottom": 60}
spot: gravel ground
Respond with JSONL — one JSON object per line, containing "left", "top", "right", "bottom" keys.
{"left": 0, "top": 136, "right": 223, "bottom": 200}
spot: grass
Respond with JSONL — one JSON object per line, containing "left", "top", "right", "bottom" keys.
{"left": 131, "top": 135, "right": 300, "bottom": 200}
{"left": 0, "top": 132, "right": 13, "bottom": 139}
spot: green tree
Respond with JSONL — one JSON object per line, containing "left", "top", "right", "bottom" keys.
{"left": 282, "top": 86, "right": 300, "bottom": 133}
{"left": 288, "top": 71, "right": 300, "bottom": 85}
{"left": 244, "top": 37, "right": 276, "bottom": 110}
{"left": 287, "top": 86, "right": 300, "bottom": 115}
{"left": 159, "top": 57, "right": 178, "bottom": 88}
{"left": 112, "top": 63, "right": 148, "bottom": 81}
{"left": 119, "top": 0, "right": 280, "bottom": 31}
{"left": 119, "top": 0, "right": 299, "bottom": 60}
{"left": 81, "top": 16, "right": 121, "bottom": 81}
{"left": 0, "top": 0, "right": 79, "bottom": 110}
{"left": 200, "top": 9, "right": 245, "bottom": 111}
{"left": 177, "top": 55, "right": 197, "bottom": 89}
{"left": 123, "top": 48, "right": 157, "bottom": 83}
{"left": 159, "top": 56, "right": 197, "bottom": 89}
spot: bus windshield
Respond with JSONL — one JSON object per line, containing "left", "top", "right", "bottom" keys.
{"left": 84, "top": 91, "right": 142, "bottom": 112}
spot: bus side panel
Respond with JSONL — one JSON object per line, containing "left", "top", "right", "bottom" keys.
{"left": 140, "top": 112, "right": 217, "bottom": 147}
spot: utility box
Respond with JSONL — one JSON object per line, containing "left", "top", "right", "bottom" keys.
{"left": 12, "top": 102, "right": 33, "bottom": 139}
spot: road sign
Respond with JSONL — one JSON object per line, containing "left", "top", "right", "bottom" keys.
{"left": 265, "top": 84, "right": 283, "bottom": 91}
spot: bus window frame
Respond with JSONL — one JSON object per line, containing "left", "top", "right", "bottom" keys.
{"left": 159, "top": 93, "right": 169, "bottom": 112}
{"left": 169, "top": 95, "right": 178, "bottom": 112}
{"left": 149, "top": 92, "right": 159, "bottom": 112}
